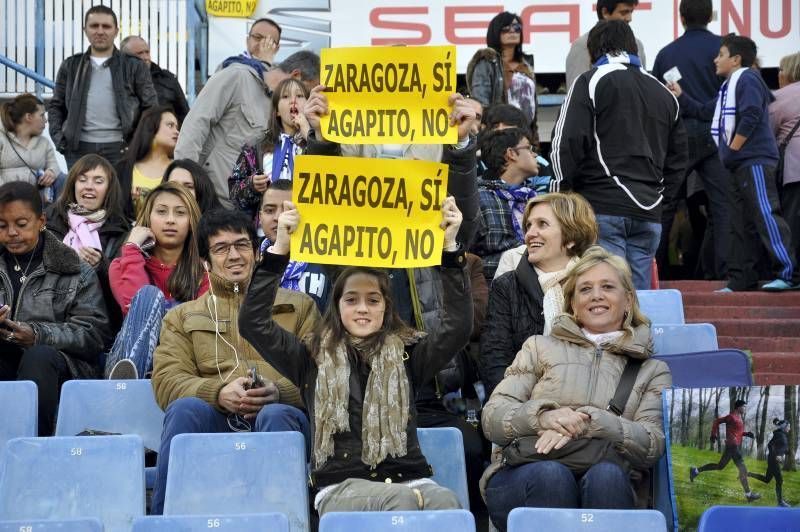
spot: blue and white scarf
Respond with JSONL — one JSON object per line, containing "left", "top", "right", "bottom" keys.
{"left": 711, "top": 67, "right": 745, "bottom": 147}
{"left": 259, "top": 237, "right": 308, "bottom": 291}
{"left": 593, "top": 52, "right": 642, "bottom": 69}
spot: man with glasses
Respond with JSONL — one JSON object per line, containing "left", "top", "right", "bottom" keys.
{"left": 245, "top": 18, "right": 282, "bottom": 69}
{"left": 150, "top": 208, "right": 318, "bottom": 515}
{"left": 565, "top": 0, "right": 646, "bottom": 87}
{"left": 472, "top": 127, "right": 540, "bottom": 279}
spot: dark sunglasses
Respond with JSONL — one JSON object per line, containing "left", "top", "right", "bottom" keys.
{"left": 501, "top": 22, "right": 522, "bottom": 33}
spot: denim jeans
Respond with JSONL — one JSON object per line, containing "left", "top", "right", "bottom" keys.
{"left": 66, "top": 141, "right": 126, "bottom": 168}
{"left": 485, "top": 461, "right": 635, "bottom": 531}
{"left": 596, "top": 215, "right": 662, "bottom": 290}
{"left": 150, "top": 397, "right": 311, "bottom": 515}
{"left": 104, "top": 285, "right": 166, "bottom": 378}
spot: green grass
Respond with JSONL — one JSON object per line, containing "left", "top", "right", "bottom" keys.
{"left": 671, "top": 444, "right": 800, "bottom": 531}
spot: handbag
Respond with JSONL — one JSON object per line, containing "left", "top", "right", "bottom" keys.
{"left": 501, "top": 358, "right": 643, "bottom": 475}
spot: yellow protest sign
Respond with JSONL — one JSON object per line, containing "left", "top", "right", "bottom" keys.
{"left": 205, "top": 0, "right": 257, "bottom": 18}
{"left": 291, "top": 155, "right": 448, "bottom": 268}
{"left": 320, "top": 45, "right": 457, "bottom": 145}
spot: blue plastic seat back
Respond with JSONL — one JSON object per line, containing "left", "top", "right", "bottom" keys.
{"left": 132, "top": 513, "right": 289, "bottom": 531}
{"left": 163, "top": 432, "right": 308, "bottom": 532}
{"left": 654, "top": 349, "right": 753, "bottom": 388}
{"left": 637, "top": 290, "right": 685, "bottom": 324}
{"left": 0, "top": 519, "right": 103, "bottom": 531}
{"left": 417, "top": 427, "right": 470, "bottom": 510}
{"left": 507, "top": 508, "right": 667, "bottom": 531}
{"left": 651, "top": 323, "right": 718, "bottom": 355}
{"left": 319, "top": 510, "right": 475, "bottom": 532}
{"left": 653, "top": 395, "right": 679, "bottom": 532}
{"left": 698, "top": 506, "right": 800, "bottom": 531}
{"left": 0, "top": 381, "right": 37, "bottom": 453}
{"left": 0, "top": 435, "right": 145, "bottom": 532}
{"left": 55, "top": 379, "right": 164, "bottom": 451}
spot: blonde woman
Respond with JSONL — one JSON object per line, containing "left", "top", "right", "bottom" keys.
{"left": 481, "top": 246, "right": 671, "bottom": 531}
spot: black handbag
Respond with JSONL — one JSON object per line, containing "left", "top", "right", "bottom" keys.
{"left": 501, "top": 358, "right": 643, "bottom": 475}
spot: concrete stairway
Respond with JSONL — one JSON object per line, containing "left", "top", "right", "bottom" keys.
{"left": 661, "top": 280, "right": 800, "bottom": 385}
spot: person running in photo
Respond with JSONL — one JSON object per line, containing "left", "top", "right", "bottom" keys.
{"left": 690, "top": 399, "right": 760, "bottom": 502}
{"left": 748, "top": 418, "right": 791, "bottom": 507}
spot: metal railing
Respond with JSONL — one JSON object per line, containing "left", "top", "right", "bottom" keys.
{"left": 1, "top": 0, "right": 206, "bottom": 102}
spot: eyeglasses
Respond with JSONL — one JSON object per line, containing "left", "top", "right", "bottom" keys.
{"left": 209, "top": 239, "right": 254, "bottom": 256}
{"left": 510, "top": 144, "right": 536, "bottom": 153}
{"left": 501, "top": 23, "right": 522, "bottom": 33}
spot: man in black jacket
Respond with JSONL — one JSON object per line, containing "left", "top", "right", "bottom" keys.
{"left": 48, "top": 5, "right": 157, "bottom": 168}
{"left": 551, "top": 20, "right": 687, "bottom": 289}
{"left": 121, "top": 35, "right": 190, "bottom": 124}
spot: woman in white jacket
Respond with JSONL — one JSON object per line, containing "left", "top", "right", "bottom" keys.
{"left": 0, "top": 94, "right": 59, "bottom": 191}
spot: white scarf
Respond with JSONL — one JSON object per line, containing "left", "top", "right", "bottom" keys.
{"left": 535, "top": 256, "right": 579, "bottom": 335}
{"left": 711, "top": 67, "right": 745, "bottom": 147}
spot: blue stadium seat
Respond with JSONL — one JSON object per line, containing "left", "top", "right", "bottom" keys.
{"left": 653, "top": 395, "right": 678, "bottom": 532}
{"left": 698, "top": 505, "right": 800, "bottom": 531}
{"left": 0, "top": 518, "right": 103, "bottom": 531}
{"left": 637, "top": 289, "right": 685, "bottom": 324}
{"left": 654, "top": 349, "right": 753, "bottom": 388}
{"left": 507, "top": 508, "right": 667, "bottom": 531}
{"left": 0, "top": 380, "right": 37, "bottom": 453}
{"left": 163, "top": 432, "right": 308, "bottom": 532}
{"left": 0, "top": 435, "right": 145, "bottom": 532}
{"left": 417, "top": 427, "right": 470, "bottom": 510}
{"left": 0, "top": 519, "right": 103, "bottom": 531}
{"left": 651, "top": 323, "right": 718, "bottom": 355}
{"left": 319, "top": 510, "right": 475, "bottom": 532}
{"left": 132, "top": 513, "right": 289, "bottom": 531}
{"left": 55, "top": 379, "right": 164, "bottom": 488}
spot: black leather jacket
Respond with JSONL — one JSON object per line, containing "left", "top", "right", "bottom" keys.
{"left": 48, "top": 47, "right": 158, "bottom": 152}
{"left": 240, "top": 250, "right": 472, "bottom": 489}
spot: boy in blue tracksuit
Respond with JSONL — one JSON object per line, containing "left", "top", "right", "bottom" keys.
{"left": 671, "top": 34, "right": 799, "bottom": 291}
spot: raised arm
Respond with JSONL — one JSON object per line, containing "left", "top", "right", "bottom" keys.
{"left": 238, "top": 202, "right": 311, "bottom": 387}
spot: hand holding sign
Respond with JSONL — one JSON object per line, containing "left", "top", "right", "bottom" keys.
{"left": 449, "top": 94, "right": 481, "bottom": 142}
{"left": 440, "top": 196, "right": 462, "bottom": 251}
{"left": 305, "top": 85, "right": 329, "bottom": 133}
{"left": 273, "top": 201, "right": 299, "bottom": 255}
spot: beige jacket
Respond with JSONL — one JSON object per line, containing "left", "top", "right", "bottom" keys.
{"left": 480, "top": 315, "right": 671, "bottom": 492}
{"left": 152, "top": 272, "right": 320, "bottom": 411}
{"left": 174, "top": 62, "right": 271, "bottom": 207}
{"left": 0, "top": 124, "right": 60, "bottom": 186}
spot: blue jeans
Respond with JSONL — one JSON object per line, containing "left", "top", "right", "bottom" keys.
{"left": 104, "top": 286, "right": 166, "bottom": 378}
{"left": 485, "top": 461, "right": 635, "bottom": 531}
{"left": 596, "top": 215, "right": 661, "bottom": 290}
{"left": 150, "top": 397, "right": 311, "bottom": 515}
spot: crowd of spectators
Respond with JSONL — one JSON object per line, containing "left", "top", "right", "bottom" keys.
{"left": 0, "top": 0, "right": 798, "bottom": 528}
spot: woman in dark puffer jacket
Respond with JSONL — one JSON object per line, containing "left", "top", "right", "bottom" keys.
{"left": 480, "top": 192, "right": 597, "bottom": 397}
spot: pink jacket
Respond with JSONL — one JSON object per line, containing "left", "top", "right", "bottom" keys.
{"left": 770, "top": 81, "right": 800, "bottom": 185}
{"left": 109, "top": 243, "right": 209, "bottom": 315}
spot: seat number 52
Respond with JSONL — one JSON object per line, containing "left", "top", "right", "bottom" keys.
{"left": 581, "top": 513, "right": 595, "bottom": 523}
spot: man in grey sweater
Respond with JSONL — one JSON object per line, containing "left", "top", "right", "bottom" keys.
{"left": 565, "top": 1, "right": 646, "bottom": 88}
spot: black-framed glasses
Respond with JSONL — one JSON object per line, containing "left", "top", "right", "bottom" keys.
{"left": 209, "top": 239, "right": 254, "bottom": 256}
{"left": 501, "top": 22, "right": 522, "bottom": 33}
{"left": 510, "top": 144, "right": 535, "bottom": 153}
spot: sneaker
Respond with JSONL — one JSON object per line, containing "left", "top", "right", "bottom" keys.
{"left": 761, "top": 279, "right": 800, "bottom": 291}
{"left": 715, "top": 287, "right": 734, "bottom": 293}
{"left": 108, "top": 358, "right": 138, "bottom": 380}
{"left": 778, "top": 499, "right": 791, "bottom": 507}
{"left": 690, "top": 466, "right": 699, "bottom": 482}
{"left": 746, "top": 492, "right": 762, "bottom": 502}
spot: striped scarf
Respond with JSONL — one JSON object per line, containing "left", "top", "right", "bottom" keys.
{"left": 711, "top": 67, "right": 745, "bottom": 147}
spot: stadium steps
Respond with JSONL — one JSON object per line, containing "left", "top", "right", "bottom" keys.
{"left": 662, "top": 280, "right": 800, "bottom": 385}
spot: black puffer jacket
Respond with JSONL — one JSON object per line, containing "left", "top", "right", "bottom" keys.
{"left": 240, "top": 250, "right": 472, "bottom": 489}
{"left": 48, "top": 47, "right": 157, "bottom": 153}
{"left": 479, "top": 252, "right": 545, "bottom": 397}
